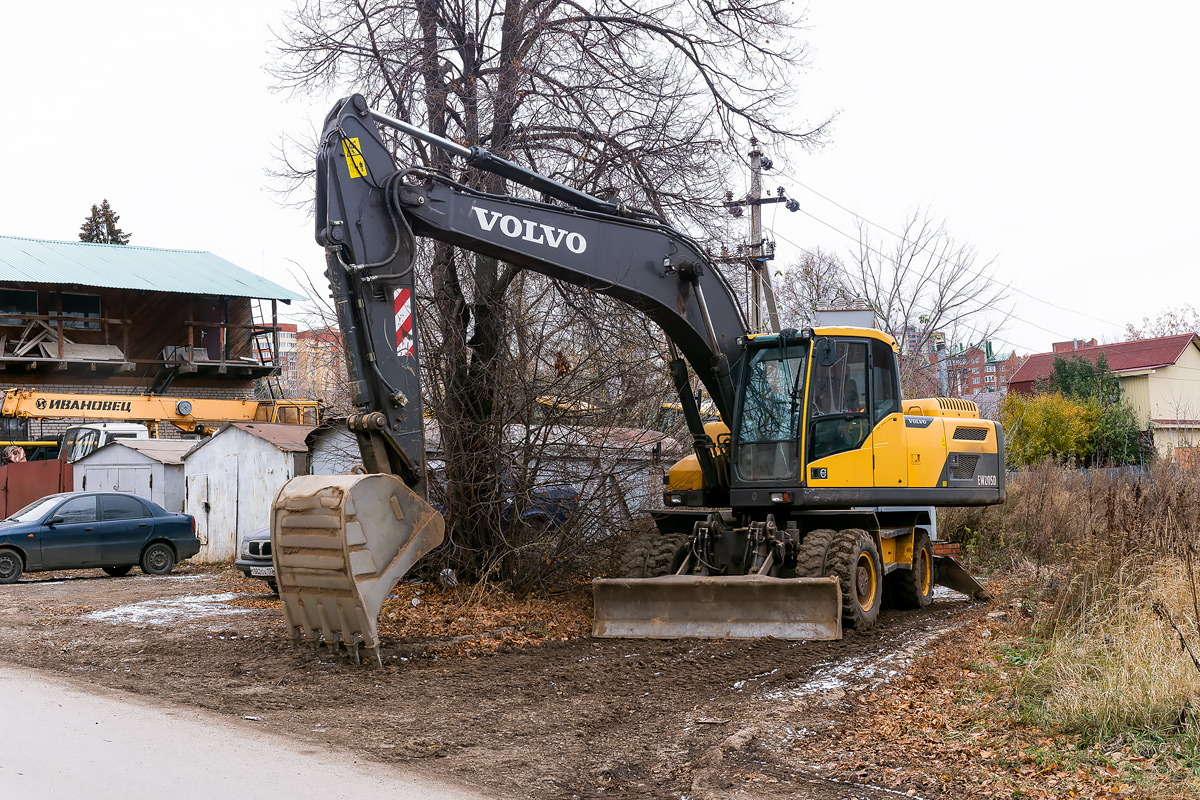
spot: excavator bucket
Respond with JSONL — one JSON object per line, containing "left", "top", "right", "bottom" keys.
{"left": 933, "top": 556, "right": 992, "bottom": 600}
{"left": 271, "top": 473, "right": 445, "bottom": 662}
{"left": 591, "top": 575, "right": 842, "bottom": 640}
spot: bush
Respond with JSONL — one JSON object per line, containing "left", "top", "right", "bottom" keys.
{"left": 942, "top": 459, "right": 1200, "bottom": 776}
{"left": 938, "top": 460, "right": 1198, "bottom": 574}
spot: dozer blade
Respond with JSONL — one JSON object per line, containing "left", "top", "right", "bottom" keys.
{"left": 933, "top": 556, "right": 991, "bottom": 601}
{"left": 591, "top": 575, "right": 842, "bottom": 640}
{"left": 271, "top": 473, "right": 445, "bottom": 657}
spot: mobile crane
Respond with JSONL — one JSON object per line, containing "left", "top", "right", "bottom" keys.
{"left": 271, "top": 95, "right": 1004, "bottom": 663}
{"left": 1, "top": 389, "right": 319, "bottom": 461}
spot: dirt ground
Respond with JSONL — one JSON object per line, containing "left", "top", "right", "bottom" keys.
{"left": 0, "top": 563, "right": 1007, "bottom": 799}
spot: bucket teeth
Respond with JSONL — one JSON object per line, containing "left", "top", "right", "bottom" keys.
{"left": 272, "top": 473, "right": 445, "bottom": 656}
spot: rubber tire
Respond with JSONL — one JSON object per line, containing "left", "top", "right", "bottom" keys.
{"left": 830, "top": 528, "right": 883, "bottom": 631}
{"left": 796, "top": 528, "right": 838, "bottom": 577}
{"left": 0, "top": 549, "right": 23, "bottom": 584}
{"left": 102, "top": 565, "right": 133, "bottom": 577}
{"left": 886, "top": 531, "right": 935, "bottom": 610}
{"left": 618, "top": 532, "right": 689, "bottom": 578}
{"left": 140, "top": 542, "right": 176, "bottom": 575}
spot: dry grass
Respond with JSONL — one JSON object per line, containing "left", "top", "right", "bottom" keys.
{"left": 1020, "top": 559, "right": 1200, "bottom": 752}
{"left": 941, "top": 460, "right": 1199, "bottom": 577}
{"left": 939, "top": 460, "right": 1200, "bottom": 784}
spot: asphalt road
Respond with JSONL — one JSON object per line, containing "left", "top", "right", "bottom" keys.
{"left": 0, "top": 664, "right": 488, "bottom": 799}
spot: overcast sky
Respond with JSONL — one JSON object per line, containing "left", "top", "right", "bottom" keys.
{"left": 2, "top": 1, "right": 1195, "bottom": 355}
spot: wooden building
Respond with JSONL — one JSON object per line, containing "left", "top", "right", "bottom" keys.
{"left": 0, "top": 235, "right": 306, "bottom": 441}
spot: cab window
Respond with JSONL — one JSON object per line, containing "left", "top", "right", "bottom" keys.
{"left": 871, "top": 338, "right": 901, "bottom": 424}
{"left": 808, "top": 340, "right": 870, "bottom": 461}
{"left": 53, "top": 495, "right": 98, "bottom": 524}
{"left": 734, "top": 342, "right": 808, "bottom": 481}
{"left": 60, "top": 429, "right": 101, "bottom": 463}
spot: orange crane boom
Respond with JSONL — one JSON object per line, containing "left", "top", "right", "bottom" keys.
{"left": 1, "top": 389, "right": 318, "bottom": 434}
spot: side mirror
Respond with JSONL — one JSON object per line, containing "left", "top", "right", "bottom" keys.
{"left": 46, "top": 515, "right": 65, "bottom": 526}
{"left": 816, "top": 338, "right": 837, "bottom": 367}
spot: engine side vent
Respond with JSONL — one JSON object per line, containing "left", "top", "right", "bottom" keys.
{"left": 953, "top": 426, "right": 989, "bottom": 441}
{"left": 937, "top": 397, "right": 978, "bottom": 413}
{"left": 950, "top": 454, "right": 980, "bottom": 480}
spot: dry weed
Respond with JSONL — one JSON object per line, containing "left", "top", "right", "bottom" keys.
{"left": 1021, "top": 559, "right": 1200, "bottom": 752}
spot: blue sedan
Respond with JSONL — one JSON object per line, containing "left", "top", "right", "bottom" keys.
{"left": 0, "top": 492, "right": 201, "bottom": 583}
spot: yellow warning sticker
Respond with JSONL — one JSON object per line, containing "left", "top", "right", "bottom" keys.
{"left": 342, "top": 137, "right": 367, "bottom": 179}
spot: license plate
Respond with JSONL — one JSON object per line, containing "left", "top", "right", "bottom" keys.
{"left": 250, "top": 566, "right": 275, "bottom": 577}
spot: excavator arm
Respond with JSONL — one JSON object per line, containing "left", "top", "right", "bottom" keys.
{"left": 314, "top": 94, "right": 747, "bottom": 423}
{"left": 273, "top": 95, "right": 752, "bottom": 661}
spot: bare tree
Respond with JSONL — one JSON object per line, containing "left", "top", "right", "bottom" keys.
{"left": 1125, "top": 305, "right": 1200, "bottom": 340}
{"left": 270, "top": 0, "right": 828, "bottom": 584}
{"left": 774, "top": 247, "right": 851, "bottom": 327}
{"left": 847, "top": 210, "right": 1012, "bottom": 397}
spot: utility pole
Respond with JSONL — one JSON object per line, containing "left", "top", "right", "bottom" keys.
{"left": 720, "top": 138, "right": 799, "bottom": 332}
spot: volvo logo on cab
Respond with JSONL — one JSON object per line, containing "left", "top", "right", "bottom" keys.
{"left": 470, "top": 207, "right": 587, "bottom": 254}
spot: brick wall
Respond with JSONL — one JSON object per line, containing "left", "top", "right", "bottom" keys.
{"left": 931, "top": 540, "right": 961, "bottom": 558}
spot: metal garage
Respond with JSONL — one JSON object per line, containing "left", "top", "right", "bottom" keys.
{"left": 72, "top": 439, "right": 194, "bottom": 512}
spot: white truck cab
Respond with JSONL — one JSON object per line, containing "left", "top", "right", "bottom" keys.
{"left": 58, "top": 422, "right": 150, "bottom": 463}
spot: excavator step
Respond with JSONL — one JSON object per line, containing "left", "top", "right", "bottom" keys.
{"left": 592, "top": 575, "right": 842, "bottom": 640}
{"left": 272, "top": 473, "right": 444, "bottom": 661}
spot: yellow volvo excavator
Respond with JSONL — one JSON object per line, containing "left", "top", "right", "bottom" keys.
{"left": 271, "top": 95, "right": 1003, "bottom": 663}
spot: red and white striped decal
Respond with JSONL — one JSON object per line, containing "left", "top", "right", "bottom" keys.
{"left": 394, "top": 287, "right": 414, "bottom": 356}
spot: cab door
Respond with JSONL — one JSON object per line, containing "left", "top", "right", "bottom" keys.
{"left": 869, "top": 338, "right": 908, "bottom": 487}
{"left": 805, "top": 339, "right": 872, "bottom": 487}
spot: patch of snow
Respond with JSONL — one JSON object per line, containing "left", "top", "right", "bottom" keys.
{"left": 760, "top": 621, "right": 968, "bottom": 702}
{"left": 933, "top": 585, "right": 969, "bottom": 600}
{"left": 82, "top": 593, "right": 251, "bottom": 626}
{"left": 730, "top": 668, "right": 779, "bottom": 692}
{"left": 18, "top": 573, "right": 209, "bottom": 589}
{"left": 817, "top": 773, "right": 935, "bottom": 800}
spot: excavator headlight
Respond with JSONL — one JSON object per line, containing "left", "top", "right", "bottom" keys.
{"left": 666, "top": 494, "right": 684, "bottom": 505}
{"left": 769, "top": 492, "right": 791, "bottom": 503}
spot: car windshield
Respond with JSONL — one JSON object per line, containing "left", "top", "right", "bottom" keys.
{"left": 59, "top": 428, "right": 101, "bottom": 463}
{"left": 6, "top": 495, "right": 63, "bottom": 523}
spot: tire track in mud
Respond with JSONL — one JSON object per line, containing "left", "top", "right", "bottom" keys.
{"left": 0, "top": 569, "right": 987, "bottom": 799}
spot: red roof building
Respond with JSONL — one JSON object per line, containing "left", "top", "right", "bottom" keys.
{"left": 1008, "top": 335, "right": 1197, "bottom": 395}
{"left": 1007, "top": 334, "right": 1200, "bottom": 460}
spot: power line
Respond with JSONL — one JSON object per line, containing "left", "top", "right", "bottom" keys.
{"left": 769, "top": 213, "right": 1076, "bottom": 345}
{"left": 772, "top": 169, "right": 1126, "bottom": 331}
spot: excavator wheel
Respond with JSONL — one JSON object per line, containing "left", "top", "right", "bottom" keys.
{"left": 886, "top": 531, "right": 935, "bottom": 610}
{"left": 618, "top": 532, "right": 689, "bottom": 578}
{"left": 829, "top": 529, "right": 883, "bottom": 631}
{"left": 796, "top": 528, "right": 838, "bottom": 577}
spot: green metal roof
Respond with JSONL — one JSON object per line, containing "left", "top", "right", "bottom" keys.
{"left": 0, "top": 236, "right": 307, "bottom": 302}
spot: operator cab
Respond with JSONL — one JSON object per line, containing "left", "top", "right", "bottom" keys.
{"left": 732, "top": 327, "right": 901, "bottom": 488}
